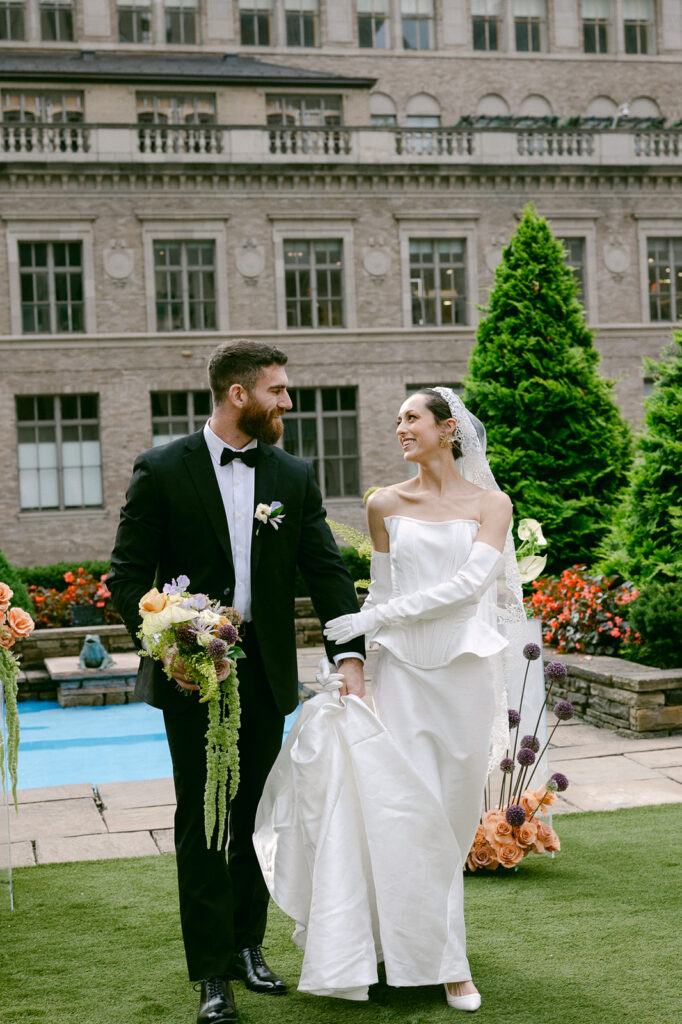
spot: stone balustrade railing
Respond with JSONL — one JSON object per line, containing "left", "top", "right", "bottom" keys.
{"left": 2, "top": 124, "right": 682, "bottom": 165}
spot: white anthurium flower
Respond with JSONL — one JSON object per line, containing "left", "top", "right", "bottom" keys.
{"left": 198, "top": 608, "right": 222, "bottom": 627}
{"left": 517, "top": 554, "right": 548, "bottom": 584}
{"left": 517, "top": 518, "right": 547, "bottom": 546}
{"left": 142, "top": 604, "right": 196, "bottom": 635}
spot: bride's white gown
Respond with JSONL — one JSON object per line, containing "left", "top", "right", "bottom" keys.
{"left": 253, "top": 517, "right": 508, "bottom": 1000}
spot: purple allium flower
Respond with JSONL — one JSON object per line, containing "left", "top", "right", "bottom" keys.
{"left": 217, "top": 623, "right": 238, "bottom": 646}
{"left": 523, "top": 642, "right": 541, "bottom": 661}
{"left": 520, "top": 734, "right": 540, "bottom": 752}
{"left": 508, "top": 709, "right": 521, "bottom": 729}
{"left": 505, "top": 804, "right": 527, "bottom": 827}
{"left": 554, "top": 700, "right": 575, "bottom": 721}
{"left": 206, "top": 638, "right": 228, "bottom": 661}
{"left": 545, "top": 660, "right": 568, "bottom": 683}
{"left": 550, "top": 772, "right": 569, "bottom": 792}
{"left": 176, "top": 624, "right": 198, "bottom": 647}
{"left": 500, "top": 757, "right": 515, "bottom": 774}
{"left": 517, "top": 747, "right": 536, "bottom": 766}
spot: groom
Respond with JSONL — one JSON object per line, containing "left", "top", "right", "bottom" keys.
{"left": 108, "top": 340, "right": 365, "bottom": 1024}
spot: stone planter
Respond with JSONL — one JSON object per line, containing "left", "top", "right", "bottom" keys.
{"left": 69, "top": 604, "right": 106, "bottom": 627}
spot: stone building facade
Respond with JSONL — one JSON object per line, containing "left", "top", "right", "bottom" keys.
{"left": 1, "top": 0, "right": 681, "bottom": 566}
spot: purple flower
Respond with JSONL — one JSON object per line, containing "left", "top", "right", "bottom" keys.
{"left": 206, "top": 638, "right": 228, "bottom": 661}
{"left": 523, "top": 642, "right": 541, "bottom": 661}
{"left": 499, "top": 758, "right": 515, "bottom": 774}
{"left": 550, "top": 772, "right": 569, "bottom": 792}
{"left": 217, "top": 623, "right": 238, "bottom": 646}
{"left": 520, "top": 734, "right": 540, "bottom": 753}
{"left": 177, "top": 574, "right": 190, "bottom": 589}
{"left": 545, "top": 779, "right": 559, "bottom": 793}
{"left": 163, "top": 575, "right": 190, "bottom": 595}
{"left": 517, "top": 747, "right": 536, "bottom": 766}
{"left": 554, "top": 700, "right": 575, "bottom": 721}
{"left": 176, "top": 624, "right": 198, "bottom": 647}
{"left": 545, "top": 661, "right": 568, "bottom": 683}
{"left": 508, "top": 709, "right": 521, "bottom": 729}
{"left": 505, "top": 804, "right": 527, "bottom": 827}
{"left": 182, "top": 594, "right": 208, "bottom": 611}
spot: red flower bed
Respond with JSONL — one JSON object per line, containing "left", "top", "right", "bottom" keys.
{"left": 525, "top": 565, "right": 641, "bottom": 657}
{"left": 29, "top": 568, "right": 120, "bottom": 629}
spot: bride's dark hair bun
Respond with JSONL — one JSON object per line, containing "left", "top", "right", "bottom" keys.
{"left": 415, "top": 389, "right": 463, "bottom": 460}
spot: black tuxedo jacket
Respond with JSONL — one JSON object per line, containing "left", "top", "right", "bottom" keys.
{"left": 108, "top": 429, "right": 364, "bottom": 715}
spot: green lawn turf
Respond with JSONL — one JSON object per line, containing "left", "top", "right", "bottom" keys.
{"left": 1, "top": 805, "right": 680, "bottom": 1024}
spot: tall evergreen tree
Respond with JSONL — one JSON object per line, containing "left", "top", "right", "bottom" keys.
{"left": 463, "top": 204, "right": 631, "bottom": 569}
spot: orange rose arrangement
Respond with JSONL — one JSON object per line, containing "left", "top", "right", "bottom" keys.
{"left": 0, "top": 582, "right": 35, "bottom": 810}
{"left": 466, "top": 644, "right": 571, "bottom": 872}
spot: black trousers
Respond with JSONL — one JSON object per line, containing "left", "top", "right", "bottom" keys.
{"left": 163, "top": 625, "right": 285, "bottom": 981}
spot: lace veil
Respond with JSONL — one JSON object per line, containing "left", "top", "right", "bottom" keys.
{"left": 433, "top": 387, "right": 527, "bottom": 773}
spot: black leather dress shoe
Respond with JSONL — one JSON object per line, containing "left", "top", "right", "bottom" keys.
{"left": 232, "top": 946, "right": 287, "bottom": 995}
{"left": 196, "top": 977, "right": 239, "bottom": 1023}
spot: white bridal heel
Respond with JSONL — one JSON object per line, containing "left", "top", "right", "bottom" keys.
{"left": 444, "top": 984, "right": 481, "bottom": 1012}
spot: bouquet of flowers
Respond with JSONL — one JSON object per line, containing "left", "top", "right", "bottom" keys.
{"left": 0, "top": 582, "right": 35, "bottom": 809}
{"left": 467, "top": 649, "right": 573, "bottom": 871}
{"left": 137, "top": 575, "right": 242, "bottom": 848}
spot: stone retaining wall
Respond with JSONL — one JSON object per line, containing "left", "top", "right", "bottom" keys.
{"left": 547, "top": 650, "right": 682, "bottom": 737}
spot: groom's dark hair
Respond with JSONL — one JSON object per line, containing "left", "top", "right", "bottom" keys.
{"left": 208, "top": 339, "right": 288, "bottom": 404}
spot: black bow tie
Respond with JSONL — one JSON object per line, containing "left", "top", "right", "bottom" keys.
{"left": 220, "top": 446, "right": 258, "bottom": 468}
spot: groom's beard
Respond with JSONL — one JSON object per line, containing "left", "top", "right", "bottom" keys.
{"left": 237, "top": 397, "right": 284, "bottom": 446}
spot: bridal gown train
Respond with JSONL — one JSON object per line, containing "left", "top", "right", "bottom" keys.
{"left": 253, "top": 517, "right": 508, "bottom": 1000}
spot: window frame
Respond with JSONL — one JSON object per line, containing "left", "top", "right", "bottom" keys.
{"left": 150, "top": 389, "right": 212, "bottom": 445}
{"left": 513, "top": 0, "right": 547, "bottom": 52}
{"left": 0, "top": 0, "right": 25, "bottom": 40}
{"left": 239, "top": 0, "right": 272, "bottom": 46}
{"left": 357, "top": 0, "right": 390, "bottom": 49}
{"left": 284, "top": 0, "right": 319, "bottom": 47}
{"left": 398, "top": 218, "right": 478, "bottom": 330}
{"left": 400, "top": 0, "right": 435, "bottom": 51}
{"left": 272, "top": 220, "right": 356, "bottom": 331}
{"left": 164, "top": 0, "right": 199, "bottom": 45}
{"left": 117, "top": 0, "right": 153, "bottom": 44}
{"left": 39, "top": 0, "right": 75, "bottom": 42}
{"left": 581, "top": 0, "right": 614, "bottom": 53}
{"left": 645, "top": 235, "right": 682, "bottom": 323}
{"left": 282, "top": 386, "right": 361, "bottom": 500}
{"left": 547, "top": 217, "right": 598, "bottom": 323}
{"left": 635, "top": 220, "right": 682, "bottom": 324}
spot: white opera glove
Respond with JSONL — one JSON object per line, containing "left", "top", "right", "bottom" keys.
{"left": 324, "top": 541, "right": 504, "bottom": 644}
{"left": 361, "top": 551, "right": 392, "bottom": 612}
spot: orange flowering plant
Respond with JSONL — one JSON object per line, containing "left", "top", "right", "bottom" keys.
{"left": 467, "top": 650, "right": 570, "bottom": 872}
{"left": 0, "top": 581, "right": 35, "bottom": 809}
{"left": 29, "top": 568, "right": 119, "bottom": 629}
{"left": 526, "top": 564, "right": 641, "bottom": 656}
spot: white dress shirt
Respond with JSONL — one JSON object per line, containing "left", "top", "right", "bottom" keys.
{"left": 203, "top": 421, "right": 363, "bottom": 664}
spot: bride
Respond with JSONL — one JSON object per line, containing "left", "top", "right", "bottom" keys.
{"left": 254, "top": 387, "right": 525, "bottom": 1012}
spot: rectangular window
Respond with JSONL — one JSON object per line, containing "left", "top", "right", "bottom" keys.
{"left": 401, "top": 0, "right": 434, "bottom": 50}
{"left": 19, "top": 241, "right": 84, "bottom": 334}
{"left": 239, "top": 0, "right": 271, "bottom": 45}
{"left": 266, "top": 94, "right": 342, "bottom": 126}
{"left": 371, "top": 113, "right": 397, "bottom": 125}
{"left": 16, "top": 394, "right": 102, "bottom": 511}
{"left": 39, "top": 0, "right": 74, "bottom": 41}
{"left": 284, "top": 0, "right": 319, "bottom": 47}
{"left": 283, "top": 387, "right": 360, "bottom": 498}
{"left": 358, "top": 0, "right": 389, "bottom": 48}
{"left": 0, "top": 1, "right": 25, "bottom": 40}
{"left": 165, "top": 0, "right": 198, "bottom": 44}
{"left": 410, "top": 238, "right": 468, "bottom": 326}
{"left": 623, "top": 0, "right": 655, "bottom": 54}
{"left": 118, "top": 1, "right": 152, "bottom": 43}
{"left": 154, "top": 240, "right": 217, "bottom": 331}
{"left": 582, "top": 0, "right": 613, "bottom": 53}
{"left": 151, "top": 390, "right": 211, "bottom": 445}
{"left": 558, "top": 237, "right": 587, "bottom": 302}
{"left": 284, "top": 239, "right": 344, "bottom": 329}
{"left": 514, "top": 0, "right": 546, "bottom": 52}
{"left": 647, "top": 237, "right": 682, "bottom": 322}
{"left": 136, "top": 93, "right": 216, "bottom": 124}
{"left": 2, "top": 90, "right": 83, "bottom": 122}
{"left": 472, "top": 0, "right": 502, "bottom": 50}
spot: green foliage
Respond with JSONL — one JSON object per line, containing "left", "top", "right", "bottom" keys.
{"left": 295, "top": 544, "right": 370, "bottom": 597}
{"left": 622, "top": 579, "right": 682, "bottom": 669}
{"left": 463, "top": 204, "right": 632, "bottom": 570}
{"left": 15, "top": 560, "right": 111, "bottom": 591}
{"left": 0, "top": 548, "right": 33, "bottom": 614}
{"left": 599, "top": 331, "right": 682, "bottom": 585}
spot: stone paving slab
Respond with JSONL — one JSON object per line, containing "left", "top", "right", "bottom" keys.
{"left": 10, "top": 798, "right": 106, "bottom": 843}
{"left": 36, "top": 831, "right": 159, "bottom": 864}
{"left": 152, "top": 828, "right": 175, "bottom": 854}
{"left": 624, "top": 747, "right": 682, "bottom": 768}
{"left": 547, "top": 739, "right": 682, "bottom": 762}
{"left": 98, "top": 778, "right": 175, "bottom": 809}
{"left": 559, "top": 777, "right": 682, "bottom": 812}
{"left": 6, "top": 842, "right": 36, "bottom": 867}
{"left": 102, "top": 805, "right": 175, "bottom": 833}
{"left": 549, "top": 754, "right": 662, "bottom": 785}
{"left": 661, "top": 766, "right": 682, "bottom": 784}
{"left": 16, "top": 783, "right": 95, "bottom": 804}
{"left": 548, "top": 724, "right": 626, "bottom": 747}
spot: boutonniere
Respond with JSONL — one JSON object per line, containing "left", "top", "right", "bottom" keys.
{"left": 254, "top": 501, "right": 285, "bottom": 535}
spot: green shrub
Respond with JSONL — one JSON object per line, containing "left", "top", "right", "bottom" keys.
{"left": 0, "top": 549, "right": 33, "bottom": 615}
{"left": 16, "top": 560, "right": 111, "bottom": 591}
{"left": 463, "top": 204, "right": 632, "bottom": 571}
{"left": 294, "top": 546, "right": 370, "bottom": 598}
{"left": 622, "top": 580, "right": 682, "bottom": 669}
